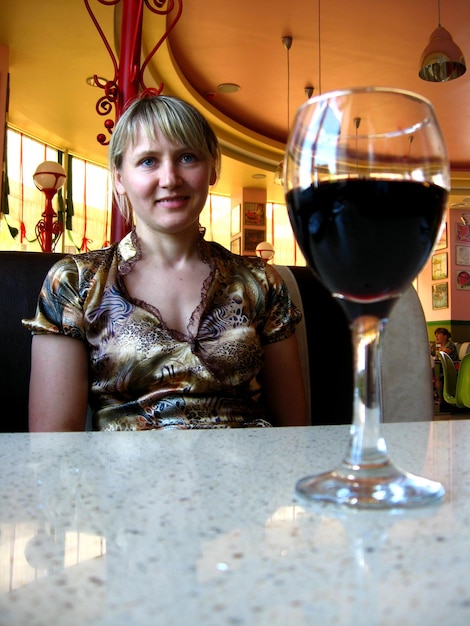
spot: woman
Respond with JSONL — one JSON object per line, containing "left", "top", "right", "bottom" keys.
{"left": 24, "top": 94, "right": 308, "bottom": 431}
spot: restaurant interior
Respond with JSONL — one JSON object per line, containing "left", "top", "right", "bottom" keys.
{"left": 0, "top": 0, "right": 469, "bottom": 383}
{"left": 2, "top": 3, "right": 470, "bottom": 623}
{"left": 1, "top": 0, "right": 470, "bottom": 411}
{"left": 0, "top": 9, "right": 468, "bottom": 409}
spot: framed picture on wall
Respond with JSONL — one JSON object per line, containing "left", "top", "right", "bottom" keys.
{"left": 456, "top": 245, "right": 470, "bottom": 266}
{"left": 244, "top": 228, "right": 266, "bottom": 252}
{"left": 231, "top": 204, "right": 241, "bottom": 235}
{"left": 230, "top": 237, "right": 241, "bottom": 255}
{"left": 432, "top": 252, "right": 448, "bottom": 280}
{"left": 432, "top": 283, "right": 448, "bottom": 309}
{"left": 457, "top": 270, "right": 470, "bottom": 290}
{"left": 243, "top": 202, "right": 266, "bottom": 226}
{"left": 456, "top": 222, "right": 470, "bottom": 243}
{"left": 435, "top": 222, "right": 447, "bottom": 250}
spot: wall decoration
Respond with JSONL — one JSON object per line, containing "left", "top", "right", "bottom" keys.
{"left": 456, "top": 270, "right": 470, "bottom": 290}
{"left": 244, "top": 228, "right": 266, "bottom": 251}
{"left": 432, "top": 252, "right": 448, "bottom": 280}
{"left": 243, "top": 202, "right": 266, "bottom": 226}
{"left": 231, "top": 204, "right": 241, "bottom": 235}
{"left": 456, "top": 245, "right": 470, "bottom": 266}
{"left": 432, "top": 283, "right": 448, "bottom": 309}
{"left": 230, "top": 237, "right": 241, "bottom": 255}
{"left": 435, "top": 222, "right": 447, "bottom": 249}
{"left": 456, "top": 221, "right": 470, "bottom": 243}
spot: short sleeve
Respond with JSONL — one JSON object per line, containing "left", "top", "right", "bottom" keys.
{"left": 260, "top": 263, "right": 302, "bottom": 344}
{"left": 22, "top": 256, "right": 86, "bottom": 340}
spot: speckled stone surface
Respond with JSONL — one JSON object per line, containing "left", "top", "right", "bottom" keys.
{"left": 1, "top": 421, "right": 470, "bottom": 625}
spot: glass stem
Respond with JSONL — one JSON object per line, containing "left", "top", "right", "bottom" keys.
{"left": 344, "top": 315, "right": 390, "bottom": 468}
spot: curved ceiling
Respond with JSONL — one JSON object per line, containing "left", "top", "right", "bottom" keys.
{"left": 1, "top": 0, "right": 470, "bottom": 205}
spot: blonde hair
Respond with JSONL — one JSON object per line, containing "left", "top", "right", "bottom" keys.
{"left": 108, "top": 94, "right": 221, "bottom": 222}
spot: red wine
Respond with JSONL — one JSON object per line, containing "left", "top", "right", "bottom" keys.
{"left": 287, "top": 179, "right": 447, "bottom": 317}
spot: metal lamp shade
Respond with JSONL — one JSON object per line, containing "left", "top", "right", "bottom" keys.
{"left": 419, "top": 25, "right": 466, "bottom": 82}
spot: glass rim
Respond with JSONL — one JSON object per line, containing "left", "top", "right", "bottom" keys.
{"left": 301, "top": 85, "right": 435, "bottom": 111}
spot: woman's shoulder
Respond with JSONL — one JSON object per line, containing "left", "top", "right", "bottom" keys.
{"left": 206, "top": 240, "right": 264, "bottom": 271}
{"left": 39, "top": 246, "right": 118, "bottom": 299}
{"left": 51, "top": 245, "right": 117, "bottom": 276}
{"left": 206, "top": 240, "right": 285, "bottom": 289}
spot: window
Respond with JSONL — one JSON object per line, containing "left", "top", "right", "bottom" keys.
{"left": 2, "top": 128, "right": 111, "bottom": 252}
{"left": 2, "top": 127, "right": 304, "bottom": 266}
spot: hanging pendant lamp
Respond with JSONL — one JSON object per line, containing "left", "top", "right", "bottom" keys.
{"left": 419, "top": 0, "right": 466, "bottom": 82}
{"left": 274, "top": 36, "right": 293, "bottom": 186}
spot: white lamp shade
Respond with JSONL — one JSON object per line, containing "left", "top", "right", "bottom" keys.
{"left": 256, "top": 241, "right": 275, "bottom": 261}
{"left": 33, "top": 161, "right": 66, "bottom": 192}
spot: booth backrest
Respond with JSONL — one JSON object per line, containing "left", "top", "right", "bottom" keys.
{"left": 456, "top": 342, "right": 470, "bottom": 361}
{"left": 1, "top": 251, "right": 65, "bottom": 432}
{"left": 278, "top": 266, "right": 434, "bottom": 425}
{"left": 0, "top": 252, "right": 433, "bottom": 431}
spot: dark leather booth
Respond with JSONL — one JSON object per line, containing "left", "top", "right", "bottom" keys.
{"left": 1, "top": 252, "right": 65, "bottom": 432}
{"left": 0, "top": 251, "right": 354, "bottom": 432}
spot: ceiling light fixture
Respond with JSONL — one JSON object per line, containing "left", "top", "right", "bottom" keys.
{"left": 274, "top": 35, "right": 293, "bottom": 186}
{"left": 217, "top": 83, "right": 240, "bottom": 93}
{"left": 450, "top": 198, "right": 470, "bottom": 224}
{"left": 419, "top": 0, "right": 466, "bottom": 82}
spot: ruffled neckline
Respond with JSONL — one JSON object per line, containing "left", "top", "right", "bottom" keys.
{"left": 116, "top": 228, "right": 212, "bottom": 276}
{"left": 115, "top": 228, "right": 215, "bottom": 342}
{"left": 116, "top": 229, "right": 142, "bottom": 276}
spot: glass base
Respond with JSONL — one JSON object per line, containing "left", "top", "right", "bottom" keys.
{"left": 296, "top": 459, "right": 445, "bottom": 509}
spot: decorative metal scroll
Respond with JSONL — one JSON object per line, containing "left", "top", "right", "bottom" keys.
{"left": 83, "top": 0, "right": 183, "bottom": 146}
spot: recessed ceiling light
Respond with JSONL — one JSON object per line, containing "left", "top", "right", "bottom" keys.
{"left": 217, "top": 83, "right": 240, "bottom": 94}
{"left": 252, "top": 173, "right": 266, "bottom": 179}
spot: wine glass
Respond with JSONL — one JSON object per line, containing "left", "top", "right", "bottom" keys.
{"left": 284, "top": 87, "right": 448, "bottom": 508}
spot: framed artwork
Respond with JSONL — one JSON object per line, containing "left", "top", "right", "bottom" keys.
{"left": 435, "top": 222, "right": 447, "bottom": 250}
{"left": 243, "top": 202, "right": 266, "bottom": 226}
{"left": 456, "top": 222, "right": 470, "bottom": 243}
{"left": 231, "top": 204, "right": 241, "bottom": 235}
{"left": 432, "top": 283, "right": 448, "bottom": 309}
{"left": 230, "top": 237, "right": 241, "bottom": 255}
{"left": 456, "top": 245, "right": 470, "bottom": 266}
{"left": 432, "top": 252, "right": 448, "bottom": 280}
{"left": 457, "top": 270, "right": 470, "bottom": 290}
{"left": 244, "top": 228, "right": 266, "bottom": 251}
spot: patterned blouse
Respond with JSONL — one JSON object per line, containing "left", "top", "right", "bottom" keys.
{"left": 24, "top": 232, "right": 301, "bottom": 431}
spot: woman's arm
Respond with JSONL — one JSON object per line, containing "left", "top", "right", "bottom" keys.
{"left": 262, "top": 333, "right": 309, "bottom": 427}
{"left": 29, "top": 334, "right": 89, "bottom": 432}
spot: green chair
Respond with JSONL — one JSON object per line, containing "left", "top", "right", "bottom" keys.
{"left": 438, "top": 351, "right": 458, "bottom": 406}
{"left": 456, "top": 353, "right": 470, "bottom": 409}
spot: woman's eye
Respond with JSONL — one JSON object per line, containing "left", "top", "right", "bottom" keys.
{"left": 180, "top": 153, "right": 196, "bottom": 164}
{"left": 141, "top": 157, "right": 155, "bottom": 167}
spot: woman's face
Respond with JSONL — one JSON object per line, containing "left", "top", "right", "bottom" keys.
{"left": 435, "top": 331, "right": 447, "bottom": 345}
{"left": 114, "top": 125, "right": 216, "bottom": 236}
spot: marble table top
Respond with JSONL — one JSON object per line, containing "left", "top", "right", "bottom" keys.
{"left": 1, "top": 420, "right": 469, "bottom": 625}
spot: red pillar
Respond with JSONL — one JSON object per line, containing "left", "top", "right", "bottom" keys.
{"left": 110, "top": 0, "right": 143, "bottom": 243}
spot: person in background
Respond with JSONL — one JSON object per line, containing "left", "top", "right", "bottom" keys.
{"left": 24, "top": 94, "right": 308, "bottom": 431}
{"left": 435, "top": 327, "right": 459, "bottom": 361}
{"left": 433, "top": 327, "right": 459, "bottom": 410}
